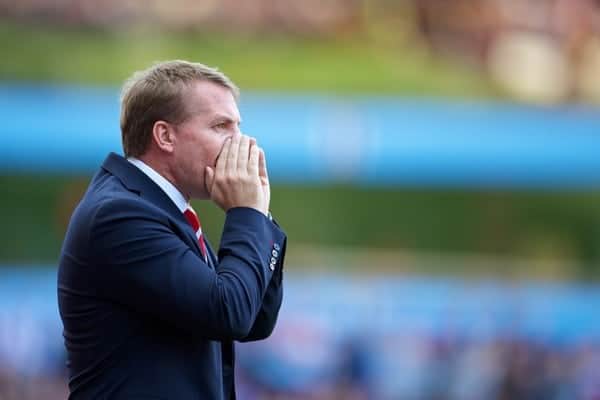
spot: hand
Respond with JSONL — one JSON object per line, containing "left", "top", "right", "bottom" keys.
{"left": 205, "top": 134, "right": 269, "bottom": 216}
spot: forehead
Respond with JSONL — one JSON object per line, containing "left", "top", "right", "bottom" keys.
{"left": 184, "top": 80, "right": 240, "bottom": 121}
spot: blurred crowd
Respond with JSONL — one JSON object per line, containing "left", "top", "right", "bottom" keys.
{"left": 0, "top": 0, "right": 362, "bottom": 34}
{"left": 237, "top": 335, "right": 600, "bottom": 400}
{"left": 3, "top": 0, "right": 600, "bottom": 102}
{"left": 1, "top": 326, "right": 599, "bottom": 399}
{"left": 1, "top": 272, "right": 599, "bottom": 400}
{"left": 417, "top": 0, "right": 600, "bottom": 103}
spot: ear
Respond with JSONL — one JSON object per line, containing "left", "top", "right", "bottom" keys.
{"left": 151, "top": 120, "right": 176, "bottom": 154}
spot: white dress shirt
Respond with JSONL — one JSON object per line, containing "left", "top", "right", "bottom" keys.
{"left": 127, "top": 157, "right": 188, "bottom": 213}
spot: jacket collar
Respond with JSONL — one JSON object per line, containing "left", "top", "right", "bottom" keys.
{"left": 101, "top": 152, "right": 188, "bottom": 225}
{"left": 100, "top": 152, "right": 212, "bottom": 266}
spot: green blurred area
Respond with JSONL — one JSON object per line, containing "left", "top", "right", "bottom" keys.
{"left": 0, "top": 20, "right": 497, "bottom": 97}
{"left": 3, "top": 175, "right": 600, "bottom": 278}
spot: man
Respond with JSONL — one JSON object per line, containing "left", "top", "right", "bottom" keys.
{"left": 57, "top": 60, "right": 286, "bottom": 399}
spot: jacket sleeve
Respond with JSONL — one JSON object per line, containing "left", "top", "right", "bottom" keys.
{"left": 90, "top": 199, "right": 286, "bottom": 341}
{"left": 238, "top": 236, "right": 286, "bottom": 342}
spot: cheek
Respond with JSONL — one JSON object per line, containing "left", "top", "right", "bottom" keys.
{"left": 209, "top": 138, "right": 227, "bottom": 166}
{"left": 179, "top": 145, "right": 204, "bottom": 175}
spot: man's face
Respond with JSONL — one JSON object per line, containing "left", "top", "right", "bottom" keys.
{"left": 171, "top": 80, "right": 241, "bottom": 199}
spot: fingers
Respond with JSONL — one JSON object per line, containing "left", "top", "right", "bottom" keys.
{"left": 208, "top": 134, "right": 267, "bottom": 214}
{"left": 216, "top": 138, "right": 231, "bottom": 176}
{"left": 204, "top": 166, "right": 215, "bottom": 194}
{"left": 248, "top": 143, "right": 259, "bottom": 176}
{"left": 237, "top": 135, "right": 250, "bottom": 171}
{"left": 226, "top": 134, "right": 241, "bottom": 171}
{"left": 259, "top": 149, "right": 269, "bottom": 186}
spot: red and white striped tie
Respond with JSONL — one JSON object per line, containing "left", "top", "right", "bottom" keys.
{"left": 183, "top": 206, "right": 208, "bottom": 263}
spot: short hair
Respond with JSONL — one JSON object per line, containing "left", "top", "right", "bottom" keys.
{"left": 119, "top": 60, "right": 239, "bottom": 157}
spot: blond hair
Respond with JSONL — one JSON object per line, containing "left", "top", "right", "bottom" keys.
{"left": 120, "top": 60, "right": 239, "bottom": 157}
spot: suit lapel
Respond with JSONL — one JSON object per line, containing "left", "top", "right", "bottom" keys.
{"left": 203, "top": 237, "right": 217, "bottom": 269}
{"left": 101, "top": 152, "right": 208, "bottom": 263}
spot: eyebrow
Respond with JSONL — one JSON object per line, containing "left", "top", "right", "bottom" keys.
{"left": 210, "top": 114, "right": 242, "bottom": 125}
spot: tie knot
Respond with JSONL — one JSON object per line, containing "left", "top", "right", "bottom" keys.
{"left": 183, "top": 207, "right": 201, "bottom": 232}
{"left": 183, "top": 206, "right": 208, "bottom": 263}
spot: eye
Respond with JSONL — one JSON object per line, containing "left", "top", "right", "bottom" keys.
{"left": 214, "top": 122, "right": 228, "bottom": 130}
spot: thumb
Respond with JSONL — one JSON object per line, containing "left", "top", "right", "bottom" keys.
{"left": 205, "top": 166, "right": 215, "bottom": 195}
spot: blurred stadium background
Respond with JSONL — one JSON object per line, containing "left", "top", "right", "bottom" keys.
{"left": 2, "top": 0, "right": 600, "bottom": 399}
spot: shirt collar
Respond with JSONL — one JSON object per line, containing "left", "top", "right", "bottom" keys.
{"left": 127, "top": 157, "right": 188, "bottom": 213}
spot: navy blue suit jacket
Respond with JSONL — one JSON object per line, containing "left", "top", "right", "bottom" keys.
{"left": 58, "top": 153, "right": 286, "bottom": 399}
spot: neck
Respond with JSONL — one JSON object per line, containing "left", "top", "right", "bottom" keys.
{"left": 137, "top": 154, "right": 190, "bottom": 202}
